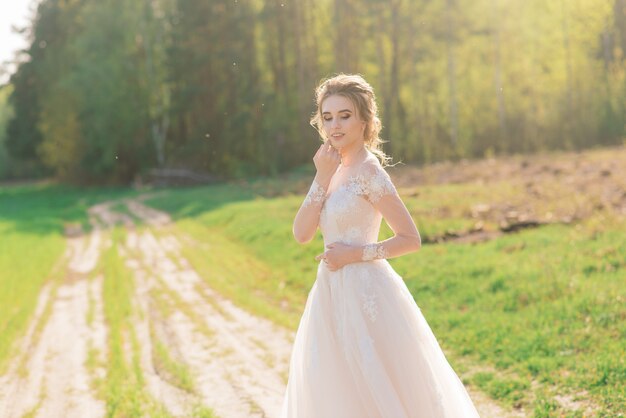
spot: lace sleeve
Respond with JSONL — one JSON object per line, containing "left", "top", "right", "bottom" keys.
{"left": 362, "top": 242, "right": 389, "bottom": 261}
{"left": 357, "top": 162, "right": 421, "bottom": 262}
{"left": 293, "top": 178, "right": 328, "bottom": 244}
{"left": 363, "top": 163, "right": 399, "bottom": 204}
{"left": 302, "top": 179, "right": 327, "bottom": 207}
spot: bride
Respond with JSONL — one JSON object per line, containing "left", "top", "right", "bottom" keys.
{"left": 280, "top": 74, "right": 480, "bottom": 417}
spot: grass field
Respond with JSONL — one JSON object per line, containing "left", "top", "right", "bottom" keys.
{"left": 1, "top": 146, "right": 624, "bottom": 417}
{"left": 145, "top": 190, "right": 625, "bottom": 417}
{"left": 144, "top": 147, "right": 626, "bottom": 417}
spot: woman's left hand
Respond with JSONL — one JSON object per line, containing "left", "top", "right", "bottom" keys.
{"left": 314, "top": 242, "right": 359, "bottom": 271}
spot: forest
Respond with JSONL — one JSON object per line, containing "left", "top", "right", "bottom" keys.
{"left": 0, "top": 0, "right": 625, "bottom": 184}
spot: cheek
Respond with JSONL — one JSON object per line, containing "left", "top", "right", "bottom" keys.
{"left": 349, "top": 120, "right": 365, "bottom": 135}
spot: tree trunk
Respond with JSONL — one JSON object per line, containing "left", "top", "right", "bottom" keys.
{"left": 142, "top": 0, "right": 169, "bottom": 167}
{"left": 615, "top": 0, "right": 626, "bottom": 59}
{"left": 561, "top": 0, "right": 575, "bottom": 148}
{"left": 492, "top": 0, "right": 507, "bottom": 152}
{"left": 334, "top": 0, "right": 358, "bottom": 72}
{"left": 386, "top": 0, "right": 403, "bottom": 157}
{"left": 446, "top": 0, "right": 459, "bottom": 150}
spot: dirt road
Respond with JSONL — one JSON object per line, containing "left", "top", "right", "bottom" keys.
{"left": 0, "top": 198, "right": 520, "bottom": 417}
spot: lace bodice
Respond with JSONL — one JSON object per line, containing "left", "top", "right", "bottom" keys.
{"left": 296, "top": 152, "right": 419, "bottom": 263}
{"left": 319, "top": 160, "right": 398, "bottom": 248}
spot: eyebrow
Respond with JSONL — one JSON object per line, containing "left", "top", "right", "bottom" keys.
{"left": 322, "top": 109, "right": 353, "bottom": 115}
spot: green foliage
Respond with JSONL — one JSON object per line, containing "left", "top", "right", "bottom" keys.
{"left": 2, "top": 0, "right": 626, "bottom": 183}
{"left": 0, "top": 85, "right": 15, "bottom": 178}
{"left": 67, "top": 0, "right": 155, "bottom": 183}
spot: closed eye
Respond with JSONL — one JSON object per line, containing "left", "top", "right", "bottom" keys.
{"left": 323, "top": 114, "right": 351, "bottom": 122}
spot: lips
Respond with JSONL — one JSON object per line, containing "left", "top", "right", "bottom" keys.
{"left": 331, "top": 133, "right": 344, "bottom": 139}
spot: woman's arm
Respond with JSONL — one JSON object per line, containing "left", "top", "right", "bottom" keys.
{"left": 292, "top": 173, "right": 332, "bottom": 244}
{"left": 293, "top": 143, "right": 340, "bottom": 244}
{"left": 356, "top": 163, "right": 421, "bottom": 260}
{"left": 358, "top": 191, "right": 421, "bottom": 260}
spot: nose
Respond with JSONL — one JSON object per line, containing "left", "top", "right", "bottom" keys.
{"left": 331, "top": 118, "right": 341, "bottom": 130}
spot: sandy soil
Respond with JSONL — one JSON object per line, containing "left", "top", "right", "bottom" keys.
{"left": 0, "top": 227, "right": 106, "bottom": 417}
{"left": 0, "top": 197, "right": 523, "bottom": 418}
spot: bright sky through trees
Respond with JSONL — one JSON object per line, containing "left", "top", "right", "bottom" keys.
{"left": 0, "top": 0, "right": 38, "bottom": 84}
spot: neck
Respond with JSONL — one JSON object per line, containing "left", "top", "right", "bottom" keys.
{"left": 340, "top": 142, "right": 367, "bottom": 167}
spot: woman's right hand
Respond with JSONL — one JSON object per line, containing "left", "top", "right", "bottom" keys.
{"left": 313, "top": 142, "right": 341, "bottom": 183}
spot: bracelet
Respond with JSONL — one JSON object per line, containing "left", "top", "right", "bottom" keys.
{"left": 362, "top": 243, "right": 388, "bottom": 261}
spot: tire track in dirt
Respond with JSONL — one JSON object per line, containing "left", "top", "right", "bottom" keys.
{"left": 120, "top": 198, "right": 521, "bottom": 418}
{"left": 92, "top": 201, "right": 204, "bottom": 417}
{"left": 119, "top": 199, "right": 294, "bottom": 417}
{"left": 0, "top": 196, "right": 294, "bottom": 418}
{"left": 0, "top": 228, "right": 106, "bottom": 417}
{"left": 0, "top": 195, "right": 525, "bottom": 418}
{"left": 120, "top": 244, "right": 197, "bottom": 417}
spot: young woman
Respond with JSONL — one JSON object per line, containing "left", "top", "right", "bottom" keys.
{"left": 281, "top": 74, "right": 480, "bottom": 417}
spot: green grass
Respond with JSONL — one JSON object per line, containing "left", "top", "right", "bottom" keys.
{"left": 1, "top": 167, "right": 623, "bottom": 416}
{"left": 146, "top": 181, "right": 626, "bottom": 417}
{"left": 0, "top": 183, "right": 136, "bottom": 372}
{"left": 159, "top": 221, "right": 304, "bottom": 330}
{"left": 98, "top": 227, "right": 174, "bottom": 418}
{"left": 152, "top": 336, "right": 195, "bottom": 393}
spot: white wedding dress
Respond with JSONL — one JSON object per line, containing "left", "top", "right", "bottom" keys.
{"left": 280, "top": 154, "right": 480, "bottom": 418}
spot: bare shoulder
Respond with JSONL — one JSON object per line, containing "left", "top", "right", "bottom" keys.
{"left": 358, "top": 154, "right": 389, "bottom": 179}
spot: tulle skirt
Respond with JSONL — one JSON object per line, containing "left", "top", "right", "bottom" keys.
{"left": 280, "top": 259, "right": 480, "bottom": 418}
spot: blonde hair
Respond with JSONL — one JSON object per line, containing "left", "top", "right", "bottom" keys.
{"left": 310, "top": 73, "right": 392, "bottom": 167}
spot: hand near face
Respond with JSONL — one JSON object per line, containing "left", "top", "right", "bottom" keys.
{"left": 313, "top": 142, "right": 341, "bottom": 181}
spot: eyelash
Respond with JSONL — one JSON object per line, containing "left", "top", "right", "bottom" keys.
{"left": 323, "top": 115, "right": 351, "bottom": 122}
